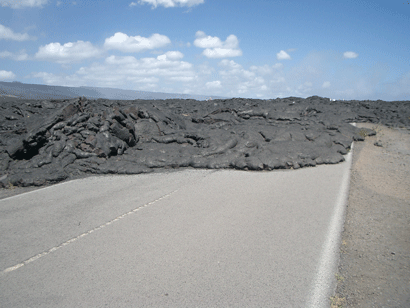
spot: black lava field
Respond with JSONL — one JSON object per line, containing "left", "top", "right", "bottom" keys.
{"left": 0, "top": 96, "right": 409, "bottom": 187}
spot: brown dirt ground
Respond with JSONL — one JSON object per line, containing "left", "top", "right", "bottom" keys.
{"left": 332, "top": 123, "right": 410, "bottom": 308}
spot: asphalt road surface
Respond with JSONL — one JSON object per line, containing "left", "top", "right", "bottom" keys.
{"left": 0, "top": 149, "right": 352, "bottom": 307}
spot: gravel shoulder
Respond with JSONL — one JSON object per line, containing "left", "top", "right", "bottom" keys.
{"left": 332, "top": 123, "right": 410, "bottom": 307}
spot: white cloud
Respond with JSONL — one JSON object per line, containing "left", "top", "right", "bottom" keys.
{"left": 219, "top": 59, "right": 243, "bottom": 70}
{"left": 202, "top": 48, "right": 242, "bottom": 58}
{"left": 0, "top": 24, "right": 36, "bottom": 41}
{"left": 224, "top": 35, "right": 240, "bottom": 49}
{"left": 322, "top": 81, "right": 331, "bottom": 88}
{"left": 250, "top": 64, "right": 283, "bottom": 76}
{"left": 194, "top": 31, "right": 222, "bottom": 48}
{"left": 343, "top": 51, "right": 358, "bottom": 59}
{"left": 35, "top": 40, "right": 102, "bottom": 63}
{"left": 104, "top": 32, "right": 171, "bottom": 53}
{"left": 129, "top": 1, "right": 137, "bottom": 6}
{"left": 250, "top": 65, "right": 271, "bottom": 75}
{"left": 205, "top": 80, "right": 222, "bottom": 89}
{"left": 0, "top": 70, "right": 16, "bottom": 80}
{"left": 194, "top": 31, "right": 242, "bottom": 58}
{"left": 32, "top": 71, "right": 62, "bottom": 83}
{"left": 33, "top": 53, "right": 196, "bottom": 90}
{"left": 28, "top": 45, "right": 409, "bottom": 100}
{"left": 0, "top": 50, "right": 29, "bottom": 61}
{"left": 137, "top": 0, "right": 204, "bottom": 8}
{"left": 276, "top": 50, "right": 291, "bottom": 60}
{"left": 195, "top": 62, "right": 215, "bottom": 78}
{"left": 194, "top": 31, "right": 239, "bottom": 49}
{"left": 157, "top": 51, "right": 184, "bottom": 61}
{"left": 0, "top": 0, "right": 48, "bottom": 8}
{"left": 216, "top": 60, "right": 268, "bottom": 96}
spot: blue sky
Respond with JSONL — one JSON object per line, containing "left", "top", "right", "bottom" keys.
{"left": 0, "top": 0, "right": 409, "bottom": 100}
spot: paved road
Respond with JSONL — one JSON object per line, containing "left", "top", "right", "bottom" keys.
{"left": 0, "top": 150, "right": 352, "bottom": 307}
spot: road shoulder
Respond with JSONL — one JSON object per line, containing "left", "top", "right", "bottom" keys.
{"left": 332, "top": 123, "right": 410, "bottom": 307}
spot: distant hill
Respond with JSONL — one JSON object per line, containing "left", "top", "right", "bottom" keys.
{"left": 0, "top": 81, "right": 228, "bottom": 101}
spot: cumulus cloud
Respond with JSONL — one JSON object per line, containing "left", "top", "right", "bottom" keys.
{"left": 205, "top": 80, "right": 222, "bottom": 89}
{"left": 194, "top": 31, "right": 222, "bottom": 48}
{"left": 35, "top": 40, "right": 102, "bottom": 63}
{"left": 0, "top": 70, "right": 16, "bottom": 80}
{"left": 219, "top": 59, "right": 246, "bottom": 71}
{"left": 202, "top": 48, "right": 242, "bottom": 58}
{"left": 136, "top": 0, "right": 204, "bottom": 8}
{"left": 32, "top": 71, "right": 65, "bottom": 84}
{"left": 194, "top": 31, "right": 239, "bottom": 49}
{"left": 276, "top": 50, "right": 291, "bottom": 60}
{"left": 0, "top": 24, "right": 36, "bottom": 41}
{"left": 217, "top": 59, "right": 268, "bottom": 96}
{"left": 33, "top": 52, "right": 196, "bottom": 91}
{"left": 0, "top": 50, "right": 29, "bottom": 61}
{"left": 0, "top": 0, "right": 48, "bottom": 8}
{"left": 156, "top": 51, "right": 184, "bottom": 61}
{"left": 194, "top": 31, "right": 242, "bottom": 58}
{"left": 343, "top": 51, "right": 358, "bottom": 59}
{"left": 104, "top": 32, "right": 171, "bottom": 53}
{"left": 28, "top": 45, "right": 408, "bottom": 100}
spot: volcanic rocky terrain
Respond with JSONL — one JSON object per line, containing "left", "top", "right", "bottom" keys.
{"left": 0, "top": 95, "right": 408, "bottom": 187}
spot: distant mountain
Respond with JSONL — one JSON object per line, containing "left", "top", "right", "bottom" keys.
{"left": 0, "top": 81, "right": 228, "bottom": 101}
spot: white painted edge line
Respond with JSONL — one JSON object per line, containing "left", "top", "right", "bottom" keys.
{"left": 306, "top": 142, "right": 354, "bottom": 308}
{"left": 0, "top": 174, "right": 142, "bottom": 202}
{"left": 0, "top": 169, "right": 213, "bottom": 203}
{"left": 1, "top": 188, "right": 179, "bottom": 276}
{"left": 0, "top": 177, "right": 82, "bottom": 202}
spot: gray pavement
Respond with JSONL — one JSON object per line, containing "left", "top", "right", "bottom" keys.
{"left": 0, "top": 151, "right": 352, "bottom": 307}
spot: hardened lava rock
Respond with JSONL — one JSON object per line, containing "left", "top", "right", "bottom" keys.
{"left": 0, "top": 95, "right": 408, "bottom": 187}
